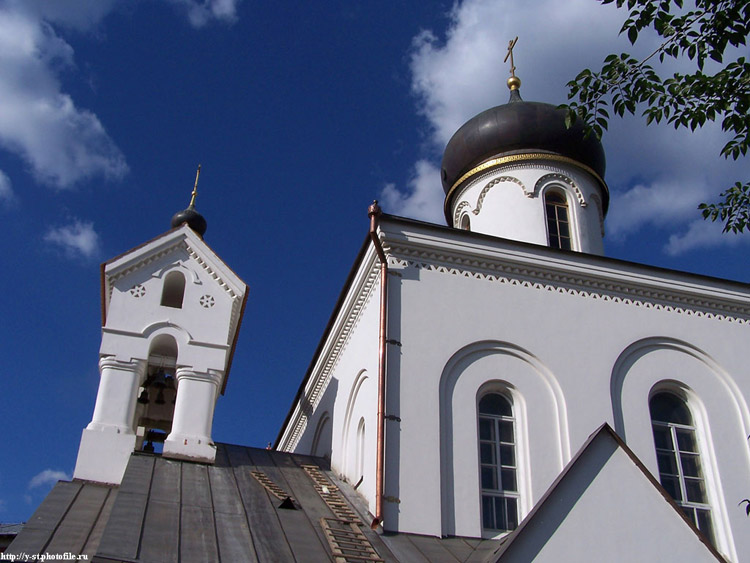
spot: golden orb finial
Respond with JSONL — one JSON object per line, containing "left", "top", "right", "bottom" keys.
{"left": 507, "top": 75, "right": 521, "bottom": 91}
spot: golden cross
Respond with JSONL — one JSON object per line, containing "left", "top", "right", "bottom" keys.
{"left": 189, "top": 164, "right": 201, "bottom": 208}
{"left": 504, "top": 36, "right": 518, "bottom": 78}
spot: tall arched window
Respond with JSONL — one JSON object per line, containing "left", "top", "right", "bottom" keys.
{"left": 545, "top": 191, "right": 572, "bottom": 250}
{"left": 161, "top": 271, "right": 186, "bottom": 308}
{"left": 478, "top": 393, "right": 518, "bottom": 532}
{"left": 650, "top": 392, "right": 715, "bottom": 543}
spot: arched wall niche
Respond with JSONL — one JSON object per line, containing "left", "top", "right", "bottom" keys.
{"left": 161, "top": 270, "right": 186, "bottom": 308}
{"left": 438, "top": 340, "right": 568, "bottom": 538}
{"left": 341, "top": 370, "right": 372, "bottom": 487}
{"left": 355, "top": 417, "right": 366, "bottom": 486}
{"left": 611, "top": 337, "right": 748, "bottom": 561}
{"left": 311, "top": 411, "right": 331, "bottom": 459}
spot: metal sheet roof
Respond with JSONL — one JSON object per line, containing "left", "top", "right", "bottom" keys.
{"left": 8, "top": 444, "right": 502, "bottom": 562}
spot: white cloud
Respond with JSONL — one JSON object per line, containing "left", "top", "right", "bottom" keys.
{"left": 380, "top": 160, "right": 444, "bottom": 223}
{"left": 0, "top": 7, "right": 128, "bottom": 189}
{"left": 665, "top": 219, "right": 750, "bottom": 256}
{"left": 28, "top": 469, "right": 70, "bottom": 490}
{"left": 44, "top": 219, "right": 100, "bottom": 259}
{"left": 10, "top": 0, "right": 119, "bottom": 31}
{"left": 605, "top": 176, "right": 713, "bottom": 239}
{"left": 388, "top": 0, "right": 748, "bottom": 254}
{"left": 168, "top": 0, "right": 242, "bottom": 28}
{"left": 0, "top": 0, "right": 242, "bottom": 193}
{"left": 0, "top": 169, "right": 14, "bottom": 203}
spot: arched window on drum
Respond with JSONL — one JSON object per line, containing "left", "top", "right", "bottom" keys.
{"left": 544, "top": 191, "right": 572, "bottom": 250}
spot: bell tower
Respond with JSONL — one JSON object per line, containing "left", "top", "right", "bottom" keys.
{"left": 73, "top": 173, "right": 248, "bottom": 484}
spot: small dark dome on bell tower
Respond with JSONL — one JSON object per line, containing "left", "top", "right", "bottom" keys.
{"left": 171, "top": 165, "right": 207, "bottom": 237}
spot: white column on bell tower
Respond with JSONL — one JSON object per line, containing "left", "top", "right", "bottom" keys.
{"left": 74, "top": 357, "right": 146, "bottom": 484}
{"left": 87, "top": 357, "right": 145, "bottom": 432}
{"left": 163, "top": 368, "right": 222, "bottom": 461}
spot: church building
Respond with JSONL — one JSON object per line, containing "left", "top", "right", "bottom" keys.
{"left": 7, "top": 68, "right": 749, "bottom": 562}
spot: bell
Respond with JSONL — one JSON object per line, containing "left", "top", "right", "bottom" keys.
{"left": 143, "top": 441, "right": 155, "bottom": 453}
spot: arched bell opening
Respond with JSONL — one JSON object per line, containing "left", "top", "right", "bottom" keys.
{"left": 134, "top": 334, "right": 178, "bottom": 454}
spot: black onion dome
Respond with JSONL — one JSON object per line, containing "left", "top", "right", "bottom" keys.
{"left": 441, "top": 92, "right": 607, "bottom": 215}
{"left": 171, "top": 206, "right": 207, "bottom": 237}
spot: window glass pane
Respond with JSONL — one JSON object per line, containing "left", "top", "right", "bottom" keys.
{"left": 650, "top": 393, "right": 693, "bottom": 425}
{"left": 494, "top": 496, "right": 507, "bottom": 531}
{"left": 660, "top": 475, "right": 682, "bottom": 502}
{"left": 482, "top": 496, "right": 495, "bottom": 529}
{"left": 680, "top": 453, "right": 701, "bottom": 477}
{"left": 498, "top": 421, "right": 514, "bottom": 443}
{"left": 479, "top": 418, "right": 494, "bottom": 441}
{"left": 681, "top": 506, "right": 696, "bottom": 525}
{"left": 557, "top": 207, "right": 568, "bottom": 222}
{"left": 479, "top": 394, "right": 512, "bottom": 416}
{"left": 657, "top": 451, "right": 678, "bottom": 475}
{"left": 676, "top": 429, "right": 698, "bottom": 453}
{"left": 696, "top": 509, "right": 715, "bottom": 542}
{"left": 560, "top": 237, "right": 571, "bottom": 250}
{"left": 481, "top": 467, "right": 497, "bottom": 490}
{"left": 652, "top": 425, "right": 672, "bottom": 450}
{"left": 501, "top": 469, "right": 517, "bottom": 492}
{"left": 480, "top": 443, "right": 495, "bottom": 465}
{"left": 499, "top": 445, "right": 515, "bottom": 467}
{"left": 506, "top": 497, "right": 518, "bottom": 530}
{"left": 685, "top": 478, "right": 708, "bottom": 503}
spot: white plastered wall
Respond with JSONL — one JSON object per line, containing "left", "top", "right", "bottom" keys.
{"left": 285, "top": 255, "right": 382, "bottom": 514}
{"left": 281, "top": 219, "right": 749, "bottom": 558}
{"left": 379, "top": 219, "right": 750, "bottom": 552}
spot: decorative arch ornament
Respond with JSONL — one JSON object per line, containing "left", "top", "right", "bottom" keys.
{"left": 610, "top": 336, "right": 747, "bottom": 561}
{"left": 610, "top": 336, "right": 750, "bottom": 443}
{"left": 533, "top": 173, "right": 587, "bottom": 207}
{"left": 452, "top": 176, "right": 526, "bottom": 226}
{"left": 438, "top": 340, "right": 568, "bottom": 537}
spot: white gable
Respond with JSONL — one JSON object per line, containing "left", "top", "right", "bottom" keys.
{"left": 496, "top": 425, "right": 724, "bottom": 562}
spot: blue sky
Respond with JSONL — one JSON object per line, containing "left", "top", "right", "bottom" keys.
{"left": 1, "top": 0, "right": 748, "bottom": 522}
